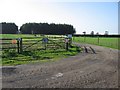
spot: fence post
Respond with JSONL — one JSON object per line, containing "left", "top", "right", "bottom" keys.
{"left": 66, "top": 42, "right": 69, "bottom": 51}
{"left": 65, "top": 38, "right": 69, "bottom": 51}
{"left": 69, "top": 38, "right": 72, "bottom": 47}
{"left": 17, "top": 39, "right": 20, "bottom": 53}
{"left": 98, "top": 36, "right": 99, "bottom": 44}
{"left": 20, "top": 38, "right": 22, "bottom": 53}
{"left": 45, "top": 43, "right": 46, "bottom": 50}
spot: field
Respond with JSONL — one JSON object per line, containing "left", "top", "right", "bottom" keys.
{"left": 1, "top": 34, "right": 80, "bottom": 66}
{"left": 1, "top": 34, "right": 66, "bottom": 39}
{"left": 73, "top": 36, "right": 119, "bottom": 49}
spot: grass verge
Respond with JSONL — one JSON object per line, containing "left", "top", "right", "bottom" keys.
{"left": 2, "top": 45, "right": 81, "bottom": 66}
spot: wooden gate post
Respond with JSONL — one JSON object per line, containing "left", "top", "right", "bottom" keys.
{"left": 65, "top": 38, "right": 69, "bottom": 51}
{"left": 98, "top": 36, "right": 99, "bottom": 45}
{"left": 17, "top": 39, "right": 20, "bottom": 53}
{"left": 66, "top": 42, "right": 69, "bottom": 51}
{"left": 69, "top": 38, "right": 72, "bottom": 47}
{"left": 20, "top": 38, "right": 23, "bottom": 53}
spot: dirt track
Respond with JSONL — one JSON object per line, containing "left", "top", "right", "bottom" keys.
{"left": 2, "top": 43, "right": 119, "bottom": 88}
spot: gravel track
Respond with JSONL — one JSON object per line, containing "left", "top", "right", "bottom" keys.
{"left": 2, "top": 43, "right": 119, "bottom": 88}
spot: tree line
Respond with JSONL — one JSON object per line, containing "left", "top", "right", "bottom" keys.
{"left": 20, "top": 23, "right": 75, "bottom": 35}
{"left": 0, "top": 22, "right": 18, "bottom": 34}
{"left": 1, "top": 22, "right": 76, "bottom": 35}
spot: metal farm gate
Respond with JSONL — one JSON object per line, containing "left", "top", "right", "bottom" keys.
{"left": 22, "top": 35, "right": 67, "bottom": 52}
{"left": 0, "top": 38, "right": 22, "bottom": 53}
{"left": 1, "top": 35, "right": 72, "bottom": 54}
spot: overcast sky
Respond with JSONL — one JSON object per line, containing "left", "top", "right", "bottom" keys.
{"left": 0, "top": 0, "right": 119, "bottom": 34}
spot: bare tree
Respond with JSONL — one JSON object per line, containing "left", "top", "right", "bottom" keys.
{"left": 96, "top": 32, "right": 99, "bottom": 35}
{"left": 104, "top": 31, "right": 109, "bottom": 35}
{"left": 91, "top": 31, "right": 94, "bottom": 36}
{"left": 83, "top": 31, "right": 86, "bottom": 35}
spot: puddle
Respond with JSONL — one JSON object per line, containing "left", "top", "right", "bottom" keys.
{"left": 51, "top": 73, "right": 63, "bottom": 79}
{"left": 2, "top": 66, "right": 17, "bottom": 76}
{"left": 55, "top": 73, "right": 63, "bottom": 77}
{"left": 80, "top": 71, "right": 84, "bottom": 73}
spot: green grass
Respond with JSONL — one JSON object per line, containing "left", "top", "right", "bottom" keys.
{"left": 0, "top": 34, "right": 65, "bottom": 39}
{"left": 73, "top": 36, "right": 119, "bottom": 49}
{"left": 0, "top": 34, "right": 40, "bottom": 39}
{"left": 2, "top": 46, "right": 80, "bottom": 66}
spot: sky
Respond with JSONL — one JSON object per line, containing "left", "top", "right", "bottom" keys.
{"left": 0, "top": 0, "right": 119, "bottom": 34}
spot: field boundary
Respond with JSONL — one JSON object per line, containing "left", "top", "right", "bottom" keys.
{"left": 73, "top": 36, "right": 119, "bottom": 50}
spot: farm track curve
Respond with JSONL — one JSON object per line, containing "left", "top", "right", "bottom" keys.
{"left": 2, "top": 42, "right": 119, "bottom": 88}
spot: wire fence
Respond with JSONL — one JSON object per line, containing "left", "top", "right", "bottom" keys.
{"left": 73, "top": 36, "right": 119, "bottom": 49}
